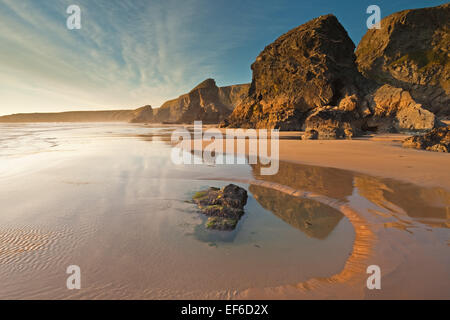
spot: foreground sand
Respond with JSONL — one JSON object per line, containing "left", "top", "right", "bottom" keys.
{"left": 1, "top": 123, "right": 448, "bottom": 299}
{"left": 173, "top": 127, "right": 449, "bottom": 299}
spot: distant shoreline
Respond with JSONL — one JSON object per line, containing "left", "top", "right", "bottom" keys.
{"left": 0, "top": 110, "right": 135, "bottom": 123}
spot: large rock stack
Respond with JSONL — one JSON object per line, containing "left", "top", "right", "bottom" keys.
{"left": 224, "top": 4, "right": 449, "bottom": 139}
{"left": 224, "top": 14, "right": 367, "bottom": 131}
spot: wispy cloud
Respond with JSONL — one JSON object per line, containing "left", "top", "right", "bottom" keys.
{"left": 1, "top": 0, "right": 445, "bottom": 115}
{"left": 0, "top": 0, "right": 251, "bottom": 115}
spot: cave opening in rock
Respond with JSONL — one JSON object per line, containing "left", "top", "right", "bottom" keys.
{"left": 362, "top": 122, "right": 378, "bottom": 132}
{"left": 329, "top": 79, "right": 344, "bottom": 106}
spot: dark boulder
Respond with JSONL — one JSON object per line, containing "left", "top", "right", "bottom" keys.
{"left": 192, "top": 184, "right": 248, "bottom": 231}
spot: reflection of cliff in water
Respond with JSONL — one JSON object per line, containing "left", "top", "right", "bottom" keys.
{"left": 249, "top": 185, "right": 344, "bottom": 239}
{"left": 251, "top": 162, "right": 354, "bottom": 201}
{"left": 251, "top": 160, "right": 449, "bottom": 230}
{"left": 354, "top": 176, "right": 450, "bottom": 229}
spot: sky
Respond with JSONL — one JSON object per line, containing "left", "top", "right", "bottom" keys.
{"left": 0, "top": 0, "right": 447, "bottom": 116}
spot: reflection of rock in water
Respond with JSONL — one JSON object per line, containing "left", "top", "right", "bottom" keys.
{"left": 192, "top": 217, "right": 242, "bottom": 244}
{"left": 355, "top": 176, "right": 450, "bottom": 228}
{"left": 249, "top": 185, "right": 343, "bottom": 239}
{"left": 251, "top": 160, "right": 449, "bottom": 229}
{"left": 251, "top": 162, "right": 354, "bottom": 201}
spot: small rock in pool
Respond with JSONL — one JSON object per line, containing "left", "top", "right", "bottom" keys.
{"left": 192, "top": 184, "right": 248, "bottom": 231}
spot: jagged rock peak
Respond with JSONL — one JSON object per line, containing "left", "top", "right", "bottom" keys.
{"left": 191, "top": 78, "right": 218, "bottom": 91}
{"left": 130, "top": 105, "right": 154, "bottom": 123}
{"left": 149, "top": 79, "right": 250, "bottom": 124}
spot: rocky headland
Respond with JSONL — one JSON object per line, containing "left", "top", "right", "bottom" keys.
{"left": 150, "top": 79, "right": 250, "bottom": 124}
{"left": 223, "top": 4, "right": 449, "bottom": 143}
{"left": 0, "top": 79, "right": 249, "bottom": 125}
{"left": 129, "top": 105, "right": 154, "bottom": 123}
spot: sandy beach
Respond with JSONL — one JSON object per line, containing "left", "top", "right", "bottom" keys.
{"left": 1, "top": 0, "right": 449, "bottom": 308}
{"left": 182, "top": 127, "right": 450, "bottom": 190}
{"left": 173, "top": 125, "right": 450, "bottom": 299}
{"left": 266, "top": 133, "right": 450, "bottom": 190}
{"left": 0, "top": 123, "right": 448, "bottom": 300}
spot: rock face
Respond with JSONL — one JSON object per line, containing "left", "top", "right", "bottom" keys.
{"left": 403, "top": 125, "right": 450, "bottom": 152}
{"left": 225, "top": 5, "right": 448, "bottom": 137}
{"left": 152, "top": 79, "right": 250, "bottom": 124}
{"left": 365, "top": 84, "right": 437, "bottom": 132}
{"left": 304, "top": 106, "right": 361, "bottom": 140}
{"left": 225, "top": 14, "right": 367, "bottom": 130}
{"left": 356, "top": 3, "right": 450, "bottom": 118}
{"left": 302, "top": 84, "right": 437, "bottom": 138}
{"left": 192, "top": 184, "right": 248, "bottom": 231}
{"left": 130, "top": 105, "right": 154, "bottom": 123}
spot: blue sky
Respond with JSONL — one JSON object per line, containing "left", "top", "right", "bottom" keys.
{"left": 0, "top": 0, "right": 447, "bottom": 115}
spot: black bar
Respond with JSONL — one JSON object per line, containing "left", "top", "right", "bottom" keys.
{"left": 0, "top": 300, "right": 447, "bottom": 319}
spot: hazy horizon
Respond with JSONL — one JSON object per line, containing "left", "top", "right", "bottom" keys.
{"left": 0, "top": 0, "right": 447, "bottom": 116}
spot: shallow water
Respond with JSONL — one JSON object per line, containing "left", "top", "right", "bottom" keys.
{"left": 0, "top": 123, "right": 448, "bottom": 299}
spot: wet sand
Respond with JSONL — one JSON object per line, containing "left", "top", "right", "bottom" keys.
{"left": 275, "top": 132, "right": 450, "bottom": 191}
{"left": 0, "top": 123, "right": 449, "bottom": 299}
{"left": 184, "top": 127, "right": 450, "bottom": 190}
{"left": 0, "top": 124, "right": 355, "bottom": 299}
{"left": 178, "top": 127, "right": 450, "bottom": 299}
